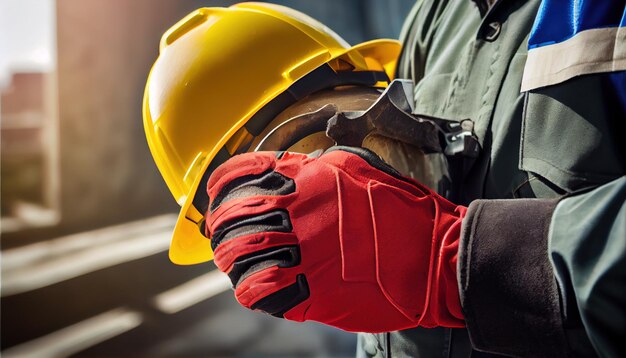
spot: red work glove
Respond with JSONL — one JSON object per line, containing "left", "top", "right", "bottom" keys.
{"left": 206, "top": 147, "right": 466, "bottom": 333}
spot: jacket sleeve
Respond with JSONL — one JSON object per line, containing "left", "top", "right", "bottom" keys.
{"left": 458, "top": 176, "right": 626, "bottom": 357}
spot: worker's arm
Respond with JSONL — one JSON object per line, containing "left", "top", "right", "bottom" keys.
{"left": 204, "top": 146, "right": 625, "bottom": 355}
{"left": 459, "top": 176, "right": 626, "bottom": 357}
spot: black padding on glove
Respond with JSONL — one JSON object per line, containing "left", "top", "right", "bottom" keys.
{"left": 211, "top": 209, "right": 293, "bottom": 252}
{"left": 228, "top": 245, "right": 301, "bottom": 288}
{"left": 210, "top": 169, "right": 295, "bottom": 213}
{"left": 251, "top": 274, "right": 310, "bottom": 318}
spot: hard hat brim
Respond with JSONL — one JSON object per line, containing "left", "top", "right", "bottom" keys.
{"left": 169, "top": 155, "right": 215, "bottom": 265}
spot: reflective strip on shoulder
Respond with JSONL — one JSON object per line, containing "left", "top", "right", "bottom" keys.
{"left": 521, "top": 0, "right": 626, "bottom": 92}
{"left": 521, "top": 26, "right": 626, "bottom": 91}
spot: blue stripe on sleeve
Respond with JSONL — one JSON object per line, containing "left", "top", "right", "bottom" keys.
{"left": 528, "top": 0, "right": 626, "bottom": 49}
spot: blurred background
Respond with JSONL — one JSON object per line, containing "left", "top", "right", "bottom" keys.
{"left": 0, "top": 0, "right": 413, "bottom": 356}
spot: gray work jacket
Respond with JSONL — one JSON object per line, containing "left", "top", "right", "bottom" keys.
{"left": 357, "top": 0, "right": 626, "bottom": 357}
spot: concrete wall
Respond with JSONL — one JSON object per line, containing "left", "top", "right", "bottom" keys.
{"left": 54, "top": 0, "right": 226, "bottom": 234}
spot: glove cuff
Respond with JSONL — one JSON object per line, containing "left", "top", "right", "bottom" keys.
{"left": 458, "top": 198, "right": 566, "bottom": 357}
{"left": 419, "top": 204, "right": 466, "bottom": 328}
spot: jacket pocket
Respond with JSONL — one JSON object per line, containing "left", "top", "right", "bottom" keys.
{"left": 519, "top": 74, "right": 625, "bottom": 193}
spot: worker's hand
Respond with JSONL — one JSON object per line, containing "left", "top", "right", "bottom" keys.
{"left": 206, "top": 147, "right": 466, "bottom": 332}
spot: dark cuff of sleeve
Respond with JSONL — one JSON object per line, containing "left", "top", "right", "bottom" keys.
{"left": 458, "top": 199, "right": 568, "bottom": 357}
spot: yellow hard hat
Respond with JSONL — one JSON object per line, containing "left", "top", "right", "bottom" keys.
{"left": 143, "top": 2, "right": 401, "bottom": 265}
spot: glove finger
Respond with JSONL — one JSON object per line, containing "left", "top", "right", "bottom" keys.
{"left": 207, "top": 151, "right": 313, "bottom": 210}
{"left": 227, "top": 244, "right": 301, "bottom": 291}
{"left": 211, "top": 208, "right": 292, "bottom": 251}
{"left": 207, "top": 194, "right": 294, "bottom": 235}
{"left": 209, "top": 162, "right": 296, "bottom": 213}
{"left": 210, "top": 206, "right": 299, "bottom": 290}
{"left": 213, "top": 231, "right": 298, "bottom": 273}
{"left": 235, "top": 266, "right": 309, "bottom": 318}
{"left": 207, "top": 151, "right": 278, "bottom": 201}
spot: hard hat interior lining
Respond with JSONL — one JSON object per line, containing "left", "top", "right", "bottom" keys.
{"left": 243, "top": 63, "right": 389, "bottom": 136}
